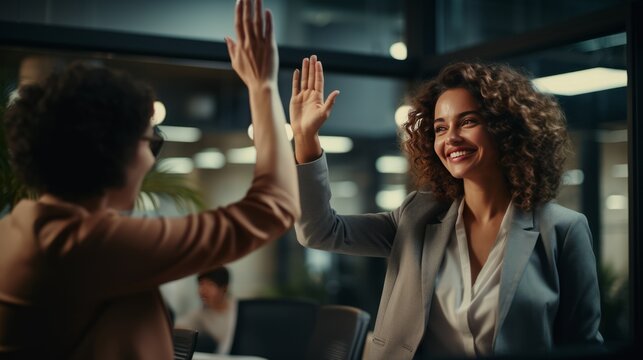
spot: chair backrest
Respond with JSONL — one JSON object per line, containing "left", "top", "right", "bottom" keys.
{"left": 305, "top": 305, "right": 371, "bottom": 360}
{"left": 173, "top": 328, "right": 199, "bottom": 360}
{"left": 229, "top": 298, "right": 319, "bottom": 359}
{"left": 194, "top": 332, "right": 218, "bottom": 354}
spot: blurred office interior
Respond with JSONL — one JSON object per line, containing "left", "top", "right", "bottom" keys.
{"left": 1, "top": 0, "right": 641, "bottom": 356}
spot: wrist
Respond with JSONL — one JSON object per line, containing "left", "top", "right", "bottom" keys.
{"left": 248, "top": 81, "right": 278, "bottom": 95}
{"left": 294, "top": 135, "right": 322, "bottom": 164}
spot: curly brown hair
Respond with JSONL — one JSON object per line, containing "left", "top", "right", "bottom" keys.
{"left": 5, "top": 62, "right": 154, "bottom": 200}
{"left": 403, "top": 62, "right": 570, "bottom": 211}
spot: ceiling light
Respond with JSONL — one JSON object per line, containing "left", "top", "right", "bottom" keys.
{"left": 319, "top": 136, "right": 353, "bottom": 153}
{"left": 151, "top": 101, "right": 166, "bottom": 125}
{"left": 157, "top": 157, "right": 194, "bottom": 174}
{"left": 611, "top": 164, "right": 628, "bottom": 178}
{"left": 376, "top": 186, "right": 407, "bottom": 210}
{"left": 606, "top": 195, "right": 627, "bottom": 210}
{"left": 376, "top": 155, "right": 408, "bottom": 174}
{"left": 532, "top": 67, "right": 627, "bottom": 96}
{"left": 227, "top": 146, "right": 256, "bottom": 164}
{"left": 194, "top": 148, "right": 226, "bottom": 169}
{"left": 395, "top": 105, "right": 412, "bottom": 127}
{"left": 158, "top": 125, "right": 202, "bottom": 142}
{"left": 389, "top": 42, "right": 407, "bottom": 61}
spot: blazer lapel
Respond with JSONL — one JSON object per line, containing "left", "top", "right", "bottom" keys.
{"left": 493, "top": 206, "right": 540, "bottom": 347}
{"left": 421, "top": 200, "right": 459, "bottom": 324}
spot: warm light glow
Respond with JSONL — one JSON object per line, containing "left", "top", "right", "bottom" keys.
{"left": 532, "top": 67, "right": 627, "bottom": 96}
{"left": 395, "top": 105, "right": 412, "bottom": 127}
{"left": 376, "top": 186, "right": 407, "bottom": 210}
{"left": 158, "top": 125, "right": 202, "bottom": 143}
{"left": 157, "top": 157, "right": 194, "bottom": 174}
{"left": 376, "top": 155, "right": 408, "bottom": 174}
{"left": 319, "top": 136, "right": 353, "bottom": 153}
{"left": 247, "top": 123, "right": 294, "bottom": 141}
{"left": 606, "top": 195, "right": 627, "bottom": 210}
{"left": 151, "top": 101, "right": 166, "bottom": 125}
{"left": 227, "top": 146, "right": 256, "bottom": 164}
{"left": 612, "top": 164, "right": 628, "bottom": 178}
{"left": 194, "top": 148, "right": 226, "bottom": 169}
{"left": 389, "top": 42, "right": 408, "bottom": 60}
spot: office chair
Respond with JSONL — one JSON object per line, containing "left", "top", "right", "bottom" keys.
{"left": 172, "top": 328, "right": 199, "bottom": 360}
{"left": 194, "top": 332, "right": 217, "bottom": 354}
{"left": 305, "top": 305, "right": 371, "bottom": 360}
{"left": 229, "top": 298, "right": 319, "bottom": 359}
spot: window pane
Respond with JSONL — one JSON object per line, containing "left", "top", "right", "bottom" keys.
{"left": 436, "top": 0, "right": 626, "bottom": 53}
{"left": 505, "top": 33, "right": 629, "bottom": 343}
{"left": 1, "top": 0, "right": 405, "bottom": 57}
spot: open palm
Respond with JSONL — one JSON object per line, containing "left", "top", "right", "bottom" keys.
{"left": 289, "top": 55, "right": 339, "bottom": 137}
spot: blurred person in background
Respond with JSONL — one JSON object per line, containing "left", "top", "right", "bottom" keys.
{"left": 175, "top": 267, "right": 237, "bottom": 354}
{"left": 290, "top": 57, "right": 602, "bottom": 359}
{"left": 0, "top": 0, "right": 299, "bottom": 359}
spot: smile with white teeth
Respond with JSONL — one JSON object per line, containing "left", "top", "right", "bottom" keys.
{"left": 448, "top": 150, "right": 474, "bottom": 159}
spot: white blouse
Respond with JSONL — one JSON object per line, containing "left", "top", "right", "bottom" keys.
{"left": 425, "top": 198, "right": 514, "bottom": 357}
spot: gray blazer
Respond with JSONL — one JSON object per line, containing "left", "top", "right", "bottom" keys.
{"left": 295, "top": 154, "right": 603, "bottom": 360}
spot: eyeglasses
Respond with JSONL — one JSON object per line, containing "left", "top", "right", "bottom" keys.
{"left": 141, "top": 126, "right": 165, "bottom": 158}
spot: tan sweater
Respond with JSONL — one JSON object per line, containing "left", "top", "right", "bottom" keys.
{"left": 0, "top": 172, "right": 298, "bottom": 359}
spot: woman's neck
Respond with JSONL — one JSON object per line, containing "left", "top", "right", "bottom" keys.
{"left": 462, "top": 177, "right": 511, "bottom": 223}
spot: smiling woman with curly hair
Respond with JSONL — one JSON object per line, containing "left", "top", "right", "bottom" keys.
{"left": 404, "top": 62, "right": 570, "bottom": 211}
{"left": 289, "top": 57, "right": 602, "bottom": 359}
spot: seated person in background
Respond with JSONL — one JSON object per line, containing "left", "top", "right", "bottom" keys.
{"left": 175, "top": 267, "right": 237, "bottom": 354}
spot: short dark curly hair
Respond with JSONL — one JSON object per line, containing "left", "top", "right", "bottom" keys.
{"left": 403, "top": 62, "right": 570, "bottom": 211}
{"left": 4, "top": 61, "right": 154, "bottom": 200}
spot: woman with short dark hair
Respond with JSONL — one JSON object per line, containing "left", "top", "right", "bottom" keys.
{"left": 0, "top": 1, "right": 299, "bottom": 359}
{"left": 290, "top": 58, "right": 602, "bottom": 359}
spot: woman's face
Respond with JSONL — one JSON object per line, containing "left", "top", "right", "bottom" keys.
{"left": 433, "top": 88, "right": 501, "bottom": 182}
{"left": 105, "top": 126, "right": 156, "bottom": 210}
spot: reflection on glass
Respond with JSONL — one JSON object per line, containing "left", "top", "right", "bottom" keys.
{"left": 507, "top": 32, "right": 629, "bottom": 345}
{"left": 1, "top": 0, "right": 405, "bottom": 57}
{"left": 436, "top": 0, "right": 626, "bottom": 53}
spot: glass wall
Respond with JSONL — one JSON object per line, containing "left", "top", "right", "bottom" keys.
{"left": 1, "top": 0, "right": 405, "bottom": 57}
{"left": 435, "top": 0, "right": 626, "bottom": 53}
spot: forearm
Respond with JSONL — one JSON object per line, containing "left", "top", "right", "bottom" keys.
{"left": 248, "top": 84, "right": 300, "bottom": 218}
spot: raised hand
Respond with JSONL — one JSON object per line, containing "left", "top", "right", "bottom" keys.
{"left": 290, "top": 55, "right": 340, "bottom": 137}
{"left": 290, "top": 55, "right": 340, "bottom": 163}
{"left": 225, "top": 0, "right": 277, "bottom": 90}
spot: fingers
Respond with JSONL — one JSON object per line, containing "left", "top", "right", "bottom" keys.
{"left": 242, "top": 0, "right": 254, "bottom": 44}
{"left": 265, "top": 9, "right": 274, "bottom": 45}
{"left": 323, "top": 90, "right": 340, "bottom": 115}
{"left": 292, "top": 69, "right": 300, "bottom": 96}
{"left": 307, "top": 55, "right": 316, "bottom": 91}
{"left": 300, "top": 57, "right": 309, "bottom": 90}
{"left": 314, "top": 60, "right": 324, "bottom": 95}
{"left": 225, "top": 37, "right": 237, "bottom": 61}
{"left": 254, "top": 0, "right": 263, "bottom": 38}
{"left": 234, "top": 0, "right": 245, "bottom": 43}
